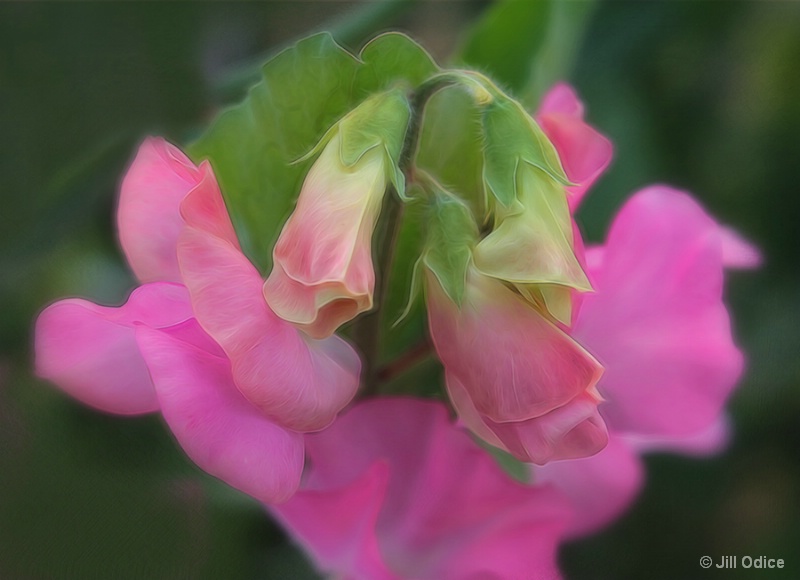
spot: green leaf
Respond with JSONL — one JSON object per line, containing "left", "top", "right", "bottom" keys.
{"left": 459, "top": 0, "right": 552, "bottom": 96}
{"left": 482, "top": 97, "right": 568, "bottom": 206}
{"left": 356, "top": 32, "right": 439, "bottom": 92}
{"left": 422, "top": 191, "right": 479, "bottom": 306}
{"left": 189, "top": 32, "right": 437, "bottom": 274}
{"left": 459, "top": 0, "right": 597, "bottom": 108}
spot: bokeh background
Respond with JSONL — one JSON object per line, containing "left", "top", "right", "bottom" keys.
{"left": 2, "top": 1, "right": 798, "bottom": 578}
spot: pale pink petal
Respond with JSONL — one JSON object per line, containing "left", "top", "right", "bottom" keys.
{"left": 537, "top": 83, "right": 613, "bottom": 211}
{"left": 487, "top": 391, "right": 609, "bottom": 465}
{"left": 136, "top": 322, "right": 304, "bottom": 504}
{"left": 427, "top": 269, "right": 603, "bottom": 423}
{"left": 718, "top": 225, "right": 763, "bottom": 269}
{"left": 177, "top": 182, "right": 361, "bottom": 432}
{"left": 274, "top": 398, "right": 570, "bottom": 579}
{"left": 573, "top": 186, "right": 744, "bottom": 437}
{"left": 117, "top": 137, "right": 204, "bottom": 283}
{"left": 448, "top": 375, "right": 608, "bottom": 465}
{"left": 34, "top": 282, "right": 192, "bottom": 415}
{"left": 264, "top": 134, "right": 384, "bottom": 338}
{"left": 536, "top": 435, "right": 644, "bottom": 539}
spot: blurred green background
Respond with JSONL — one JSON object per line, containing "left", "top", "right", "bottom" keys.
{"left": 1, "top": 1, "right": 798, "bottom": 578}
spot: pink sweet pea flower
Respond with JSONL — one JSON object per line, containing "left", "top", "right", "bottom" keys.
{"left": 35, "top": 137, "right": 362, "bottom": 503}
{"left": 426, "top": 268, "right": 607, "bottom": 465}
{"left": 263, "top": 132, "right": 387, "bottom": 339}
{"left": 537, "top": 185, "right": 760, "bottom": 537}
{"left": 271, "top": 398, "right": 572, "bottom": 580}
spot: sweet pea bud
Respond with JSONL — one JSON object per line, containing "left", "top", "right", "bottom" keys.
{"left": 475, "top": 95, "right": 590, "bottom": 324}
{"left": 263, "top": 90, "right": 410, "bottom": 339}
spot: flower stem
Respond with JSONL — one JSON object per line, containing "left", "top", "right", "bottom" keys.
{"left": 353, "top": 78, "right": 454, "bottom": 397}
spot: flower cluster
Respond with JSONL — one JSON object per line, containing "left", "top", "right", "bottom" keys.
{"left": 34, "top": 54, "right": 757, "bottom": 578}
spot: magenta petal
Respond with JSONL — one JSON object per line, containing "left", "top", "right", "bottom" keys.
{"left": 117, "top": 137, "right": 204, "bottom": 283}
{"left": 573, "top": 186, "right": 745, "bottom": 437}
{"left": 34, "top": 282, "right": 192, "bottom": 415}
{"left": 276, "top": 398, "right": 571, "bottom": 579}
{"left": 270, "top": 462, "right": 398, "bottom": 580}
{"left": 177, "top": 182, "right": 361, "bottom": 432}
{"left": 536, "top": 83, "right": 612, "bottom": 211}
{"left": 136, "top": 323, "right": 304, "bottom": 504}
{"left": 538, "top": 82, "right": 585, "bottom": 117}
{"left": 718, "top": 225, "right": 762, "bottom": 269}
{"left": 628, "top": 415, "right": 731, "bottom": 457}
{"left": 537, "top": 435, "right": 644, "bottom": 538}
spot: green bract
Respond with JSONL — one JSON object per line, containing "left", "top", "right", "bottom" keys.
{"left": 422, "top": 190, "right": 479, "bottom": 306}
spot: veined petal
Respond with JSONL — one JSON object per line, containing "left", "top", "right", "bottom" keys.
{"left": 177, "top": 178, "right": 361, "bottom": 432}
{"left": 427, "top": 269, "right": 602, "bottom": 423}
{"left": 117, "top": 137, "right": 204, "bottom": 283}
{"left": 264, "top": 134, "right": 385, "bottom": 338}
{"left": 136, "top": 322, "right": 304, "bottom": 504}
{"left": 448, "top": 375, "right": 608, "bottom": 465}
{"left": 34, "top": 282, "right": 192, "bottom": 415}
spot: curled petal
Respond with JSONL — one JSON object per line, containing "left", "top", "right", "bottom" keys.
{"left": 448, "top": 375, "right": 608, "bottom": 465}
{"left": 264, "top": 134, "right": 385, "bottom": 338}
{"left": 178, "top": 176, "right": 361, "bottom": 432}
{"left": 34, "top": 282, "right": 192, "bottom": 415}
{"left": 117, "top": 137, "right": 204, "bottom": 283}
{"left": 136, "top": 322, "right": 304, "bottom": 504}
{"left": 573, "top": 186, "right": 746, "bottom": 437}
{"left": 536, "top": 435, "right": 644, "bottom": 538}
{"left": 427, "top": 269, "right": 603, "bottom": 423}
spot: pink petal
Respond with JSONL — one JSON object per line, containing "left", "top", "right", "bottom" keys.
{"left": 536, "top": 83, "right": 613, "bottom": 211}
{"left": 274, "top": 398, "right": 571, "bottom": 579}
{"left": 718, "top": 225, "right": 762, "bottom": 269}
{"left": 34, "top": 282, "right": 192, "bottom": 415}
{"left": 427, "top": 270, "right": 603, "bottom": 423}
{"left": 136, "top": 322, "right": 304, "bottom": 504}
{"left": 177, "top": 181, "right": 361, "bottom": 432}
{"left": 263, "top": 134, "right": 384, "bottom": 338}
{"left": 538, "top": 82, "right": 585, "bottom": 118}
{"left": 270, "top": 462, "right": 398, "bottom": 580}
{"left": 573, "top": 186, "right": 744, "bottom": 438}
{"left": 448, "top": 375, "right": 608, "bottom": 465}
{"left": 117, "top": 137, "right": 204, "bottom": 283}
{"left": 536, "top": 435, "right": 644, "bottom": 538}
{"left": 628, "top": 415, "right": 731, "bottom": 457}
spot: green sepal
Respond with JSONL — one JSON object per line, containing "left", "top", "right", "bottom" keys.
{"left": 482, "top": 96, "right": 570, "bottom": 207}
{"left": 421, "top": 187, "right": 479, "bottom": 306}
